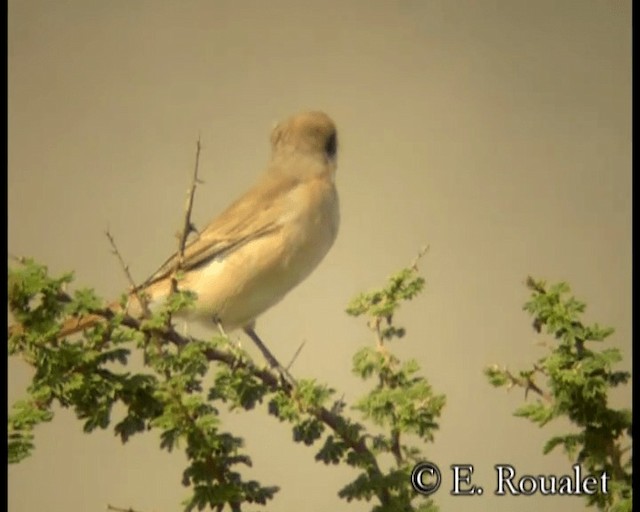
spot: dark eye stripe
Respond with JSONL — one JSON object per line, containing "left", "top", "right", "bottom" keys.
{"left": 325, "top": 132, "right": 337, "bottom": 158}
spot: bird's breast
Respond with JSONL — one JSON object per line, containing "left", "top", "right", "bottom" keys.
{"left": 216, "top": 178, "right": 338, "bottom": 328}
{"left": 281, "top": 178, "right": 339, "bottom": 275}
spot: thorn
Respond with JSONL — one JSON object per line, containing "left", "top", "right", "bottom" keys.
{"left": 286, "top": 340, "right": 306, "bottom": 371}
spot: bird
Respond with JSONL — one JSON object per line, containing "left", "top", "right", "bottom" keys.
{"left": 53, "top": 110, "right": 340, "bottom": 366}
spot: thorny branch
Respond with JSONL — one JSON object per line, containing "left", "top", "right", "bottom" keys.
{"left": 26, "top": 288, "right": 390, "bottom": 505}
{"left": 170, "top": 136, "right": 203, "bottom": 297}
{"left": 105, "top": 228, "right": 150, "bottom": 318}
{"left": 504, "top": 367, "right": 552, "bottom": 402}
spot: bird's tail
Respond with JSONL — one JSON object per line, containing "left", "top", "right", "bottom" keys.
{"left": 10, "top": 283, "right": 168, "bottom": 340}
{"left": 56, "top": 295, "right": 148, "bottom": 337}
{"left": 8, "top": 300, "right": 127, "bottom": 341}
{"left": 58, "top": 310, "right": 113, "bottom": 336}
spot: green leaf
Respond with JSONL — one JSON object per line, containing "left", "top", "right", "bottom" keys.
{"left": 315, "top": 435, "right": 347, "bottom": 464}
{"left": 513, "top": 402, "right": 554, "bottom": 426}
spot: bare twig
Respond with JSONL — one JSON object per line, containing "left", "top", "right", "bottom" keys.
{"left": 243, "top": 327, "right": 297, "bottom": 387}
{"left": 532, "top": 363, "right": 548, "bottom": 376}
{"left": 286, "top": 340, "right": 306, "bottom": 371}
{"left": 505, "top": 368, "right": 552, "bottom": 402}
{"left": 410, "top": 245, "right": 429, "bottom": 272}
{"left": 170, "top": 136, "right": 203, "bottom": 296}
{"left": 107, "top": 504, "right": 144, "bottom": 512}
{"left": 105, "top": 228, "right": 150, "bottom": 317}
{"left": 373, "top": 318, "right": 382, "bottom": 348}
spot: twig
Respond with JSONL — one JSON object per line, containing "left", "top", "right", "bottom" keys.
{"left": 532, "top": 363, "right": 548, "bottom": 376}
{"left": 105, "top": 229, "right": 150, "bottom": 317}
{"left": 286, "top": 340, "right": 306, "bottom": 371}
{"left": 8, "top": 253, "right": 28, "bottom": 265}
{"left": 372, "top": 317, "right": 385, "bottom": 350}
{"left": 243, "top": 327, "right": 297, "bottom": 387}
{"left": 505, "top": 369, "right": 552, "bottom": 402}
{"left": 170, "top": 136, "right": 203, "bottom": 296}
{"left": 410, "top": 245, "right": 429, "bottom": 272}
{"left": 107, "top": 504, "right": 144, "bottom": 512}
{"left": 525, "top": 275, "right": 546, "bottom": 294}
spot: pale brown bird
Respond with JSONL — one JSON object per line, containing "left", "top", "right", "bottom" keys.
{"left": 54, "top": 111, "right": 340, "bottom": 365}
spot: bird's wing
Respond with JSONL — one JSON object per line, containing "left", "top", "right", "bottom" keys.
{"left": 141, "top": 172, "right": 296, "bottom": 288}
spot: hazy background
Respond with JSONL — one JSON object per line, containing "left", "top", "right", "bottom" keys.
{"left": 8, "top": 1, "right": 631, "bottom": 511}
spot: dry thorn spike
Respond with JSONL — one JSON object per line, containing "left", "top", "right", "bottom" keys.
{"left": 286, "top": 339, "right": 307, "bottom": 371}
{"left": 104, "top": 228, "right": 150, "bottom": 317}
{"left": 170, "top": 135, "right": 203, "bottom": 297}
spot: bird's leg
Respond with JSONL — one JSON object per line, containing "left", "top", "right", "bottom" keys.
{"left": 243, "top": 326, "right": 296, "bottom": 385}
{"left": 243, "top": 326, "right": 281, "bottom": 368}
{"left": 214, "top": 316, "right": 228, "bottom": 338}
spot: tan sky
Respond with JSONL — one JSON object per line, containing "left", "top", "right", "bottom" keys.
{"left": 8, "top": 1, "right": 631, "bottom": 511}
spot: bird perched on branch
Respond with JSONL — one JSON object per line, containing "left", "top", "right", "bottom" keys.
{"left": 54, "top": 110, "right": 340, "bottom": 366}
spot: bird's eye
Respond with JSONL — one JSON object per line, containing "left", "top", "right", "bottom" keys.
{"left": 325, "top": 132, "right": 337, "bottom": 158}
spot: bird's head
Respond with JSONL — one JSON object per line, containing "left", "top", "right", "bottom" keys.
{"left": 270, "top": 111, "right": 338, "bottom": 164}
